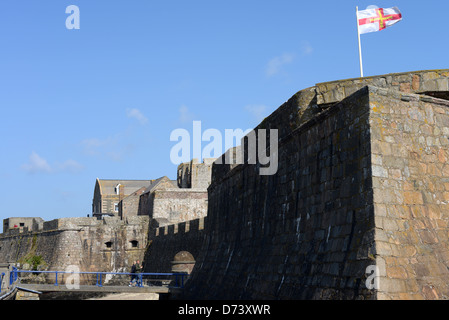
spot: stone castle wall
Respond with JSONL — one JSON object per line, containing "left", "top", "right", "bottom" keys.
{"left": 0, "top": 216, "right": 149, "bottom": 273}
{"left": 0, "top": 157, "right": 213, "bottom": 278}
{"left": 152, "top": 190, "right": 208, "bottom": 225}
{"left": 142, "top": 218, "right": 206, "bottom": 274}
{"left": 184, "top": 86, "right": 375, "bottom": 299}
{"left": 177, "top": 158, "right": 215, "bottom": 189}
{"left": 138, "top": 160, "right": 212, "bottom": 228}
{"left": 368, "top": 87, "right": 449, "bottom": 299}
{"left": 182, "top": 70, "right": 449, "bottom": 300}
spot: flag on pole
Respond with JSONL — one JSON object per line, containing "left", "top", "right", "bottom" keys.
{"left": 356, "top": 6, "right": 402, "bottom": 77}
{"left": 357, "top": 7, "right": 402, "bottom": 34}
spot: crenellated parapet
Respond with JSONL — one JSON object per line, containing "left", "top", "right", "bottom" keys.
{"left": 142, "top": 217, "right": 207, "bottom": 275}
{"left": 153, "top": 217, "right": 206, "bottom": 237}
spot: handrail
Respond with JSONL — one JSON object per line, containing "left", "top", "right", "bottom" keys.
{"left": 0, "top": 286, "right": 18, "bottom": 300}
{"left": 0, "top": 267, "right": 20, "bottom": 300}
{"left": 13, "top": 269, "right": 187, "bottom": 289}
{"left": 0, "top": 273, "right": 4, "bottom": 292}
{"left": 10, "top": 267, "right": 18, "bottom": 286}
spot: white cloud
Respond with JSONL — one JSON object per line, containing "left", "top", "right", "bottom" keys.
{"left": 266, "top": 53, "right": 295, "bottom": 77}
{"left": 21, "top": 152, "right": 52, "bottom": 174}
{"left": 126, "top": 108, "right": 148, "bottom": 125}
{"left": 245, "top": 105, "right": 269, "bottom": 123}
{"left": 21, "top": 152, "right": 84, "bottom": 174}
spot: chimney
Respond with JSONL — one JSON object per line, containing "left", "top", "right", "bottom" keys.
{"left": 119, "top": 184, "right": 125, "bottom": 201}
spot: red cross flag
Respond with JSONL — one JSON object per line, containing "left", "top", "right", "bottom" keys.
{"left": 357, "top": 7, "right": 402, "bottom": 34}
{"left": 355, "top": 6, "right": 403, "bottom": 77}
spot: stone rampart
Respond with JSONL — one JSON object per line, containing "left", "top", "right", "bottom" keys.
{"left": 142, "top": 217, "right": 206, "bottom": 274}
{"left": 185, "top": 86, "right": 375, "bottom": 299}
{"left": 0, "top": 216, "right": 149, "bottom": 273}
{"left": 182, "top": 70, "right": 449, "bottom": 300}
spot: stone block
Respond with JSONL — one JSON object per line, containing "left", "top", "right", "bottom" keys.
{"left": 403, "top": 191, "right": 424, "bottom": 205}
{"left": 378, "top": 278, "right": 407, "bottom": 293}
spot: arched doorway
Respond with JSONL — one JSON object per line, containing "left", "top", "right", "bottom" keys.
{"left": 171, "top": 251, "right": 196, "bottom": 274}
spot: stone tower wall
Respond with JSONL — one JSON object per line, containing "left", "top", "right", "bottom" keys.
{"left": 182, "top": 70, "right": 449, "bottom": 300}
{"left": 184, "top": 86, "right": 376, "bottom": 299}
{"left": 368, "top": 87, "right": 449, "bottom": 299}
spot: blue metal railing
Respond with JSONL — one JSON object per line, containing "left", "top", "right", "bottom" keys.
{"left": 0, "top": 272, "right": 4, "bottom": 292}
{"left": 12, "top": 269, "right": 187, "bottom": 289}
{"left": 9, "top": 267, "right": 18, "bottom": 286}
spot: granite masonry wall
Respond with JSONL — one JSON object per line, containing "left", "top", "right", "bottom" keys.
{"left": 151, "top": 190, "right": 208, "bottom": 225}
{"left": 119, "top": 187, "right": 146, "bottom": 219}
{"left": 181, "top": 70, "right": 449, "bottom": 300}
{"left": 137, "top": 160, "right": 212, "bottom": 228}
{"left": 177, "top": 158, "right": 215, "bottom": 189}
{"left": 142, "top": 218, "right": 206, "bottom": 274}
{"left": 369, "top": 87, "right": 449, "bottom": 299}
{"left": 184, "top": 86, "right": 375, "bottom": 299}
{"left": 0, "top": 216, "right": 149, "bottom": 273}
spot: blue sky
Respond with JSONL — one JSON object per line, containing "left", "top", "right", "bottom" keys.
{"left": 0, "top": 0, "right": 447, "bottom": 227}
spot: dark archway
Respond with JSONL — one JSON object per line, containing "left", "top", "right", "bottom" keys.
{"left": 171, "top": 251, "right": 196, "bottom": 274}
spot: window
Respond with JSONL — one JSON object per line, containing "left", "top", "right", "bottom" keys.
{"left": 105, "top": 241, "right": 113, "bottom": 248}
{"left": 19, "top": 223, "right": 25, "bottom": 227}
{"left": 130, "top": 240, "right": 138, "bottom": 248}
{"left": 114, "top": 203, "right": 119, "bottom": 212}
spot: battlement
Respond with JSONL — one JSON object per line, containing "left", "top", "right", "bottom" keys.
{"left": 153, "top": 217, "right": 206, "bottom": 237}
{"left": 144, "top": 217, "right": 207, "bottom": 274}
{"left": 1, "top": 215, "right": 149, "bottom": 238}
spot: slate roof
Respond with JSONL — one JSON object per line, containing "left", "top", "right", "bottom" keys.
{"left": 97, "top": 179, "right": 153, "bottom": 196}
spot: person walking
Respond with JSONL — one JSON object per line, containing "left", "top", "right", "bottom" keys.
{"left": 135, "top": 260, "right": 142, "bottom": 287}
{"left": 129, "top": 261, "right": 137, "bottom": 287}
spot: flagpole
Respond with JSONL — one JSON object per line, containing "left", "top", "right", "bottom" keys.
{"left": 356, "top": 6, "right": 364, "bottom": 77}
